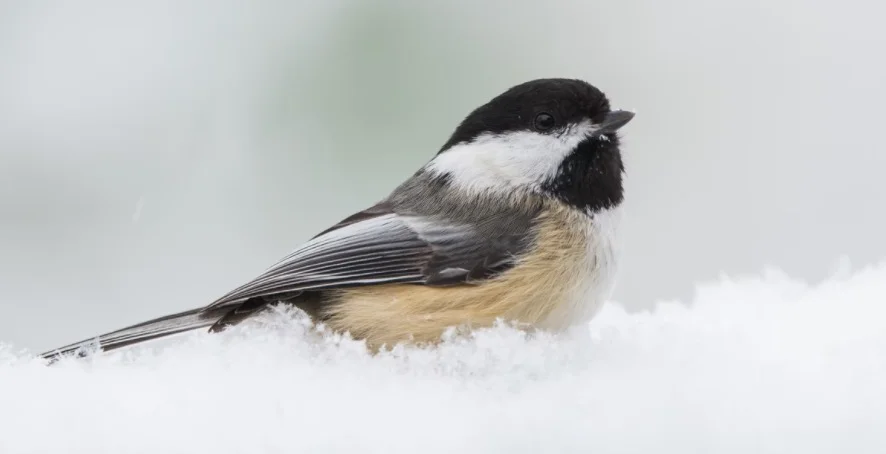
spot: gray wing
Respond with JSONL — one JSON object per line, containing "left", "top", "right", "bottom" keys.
{"left": 40, "top": 201, "right": 533, "bottom": 362}
{"left": 203, "top": 204, "right": 529, "bottom": 311}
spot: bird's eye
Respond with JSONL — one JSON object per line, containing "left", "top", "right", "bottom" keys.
{"left": 533, "top": 112, "right": 556, "bottom": 131}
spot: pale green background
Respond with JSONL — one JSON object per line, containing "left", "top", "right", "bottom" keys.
{"left": 2, "top": 1, "right": 884, "bottom": 352}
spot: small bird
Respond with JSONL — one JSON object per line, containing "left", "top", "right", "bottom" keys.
{"left": 41, "top": 78, "right": 634, "bottom": 361}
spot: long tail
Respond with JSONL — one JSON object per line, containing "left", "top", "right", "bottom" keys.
{"left": 39, "top": 301, "right": 268, "bottom": 363}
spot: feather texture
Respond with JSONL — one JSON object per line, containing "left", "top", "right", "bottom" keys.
{"left": 40, "top": 195, "right": 539, "bottom": 361}
{"left": 323, "top": 203, "right": 618, "bottom": 350}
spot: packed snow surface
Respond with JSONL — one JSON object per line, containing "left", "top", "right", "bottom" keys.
{"left": 2, "top": 264, "right": 885, "bottom": 454}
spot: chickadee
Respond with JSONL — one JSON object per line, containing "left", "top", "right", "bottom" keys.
{"left": 41, "top": 78, "right": 634, "bottom": 361}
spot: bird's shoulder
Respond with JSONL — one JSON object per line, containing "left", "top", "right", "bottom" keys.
{"left": 315, "top": 170, "right": 549, "bottom": 283}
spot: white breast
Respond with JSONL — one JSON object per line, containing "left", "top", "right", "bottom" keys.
{"left": 537, "top": 204, "right": 622, "bottom": 330}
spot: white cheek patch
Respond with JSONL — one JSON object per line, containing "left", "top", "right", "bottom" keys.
{"left": 425, "top": 120, "right": 594, "bottom": 194}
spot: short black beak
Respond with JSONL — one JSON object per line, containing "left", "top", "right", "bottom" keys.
{"left": 592, "top": 110, "right": 635, "bottom": 135}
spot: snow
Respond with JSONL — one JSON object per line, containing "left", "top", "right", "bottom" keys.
{"left": 2, "top": 263, "right": 885, "bottom": 454}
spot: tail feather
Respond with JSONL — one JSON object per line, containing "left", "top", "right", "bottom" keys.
{"left": 40, "top": 305, "right": 236, "bottom": 363}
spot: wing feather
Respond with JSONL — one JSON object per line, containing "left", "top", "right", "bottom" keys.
{"left": 203, "top": 210, "right": 496, "bottom": 309}
{"left": 41, "top": 184, "right": 538, "bottom": 362}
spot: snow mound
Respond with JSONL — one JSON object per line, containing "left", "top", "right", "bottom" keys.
{"left": 2, "top": 264, "right": 885, "bottom": 454}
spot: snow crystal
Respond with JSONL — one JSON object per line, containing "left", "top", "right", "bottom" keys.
{"left": 1, "top": 264, "right": 885, "bottom": 454}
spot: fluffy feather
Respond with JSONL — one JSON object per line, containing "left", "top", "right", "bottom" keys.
{"left": 324, "top": 202, "right": 620, "bottom": 350}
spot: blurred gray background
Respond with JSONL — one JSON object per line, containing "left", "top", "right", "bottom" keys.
{"left": 2, "top": 1, "right": 884, "bottom": 353}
